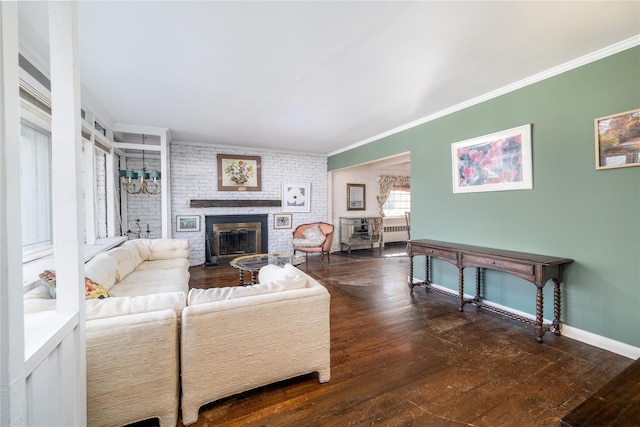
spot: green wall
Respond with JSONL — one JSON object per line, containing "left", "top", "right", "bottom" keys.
{"left": 329, "top": 46, "right": 640, "bottom": 348}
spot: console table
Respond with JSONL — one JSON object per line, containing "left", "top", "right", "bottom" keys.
{"left": 406, "top": 239, "right": 573, "bottom": 342}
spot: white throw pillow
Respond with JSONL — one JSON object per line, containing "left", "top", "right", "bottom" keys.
{"left": 84, "top": 253, "right": 118, "bottom": 290}
{"left": 108, "top": 247, "right": 144, "bottom": 281}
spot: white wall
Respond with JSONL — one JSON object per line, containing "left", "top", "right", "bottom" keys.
{"left": 170, "top": 143, "right": 328, "bottom": 266}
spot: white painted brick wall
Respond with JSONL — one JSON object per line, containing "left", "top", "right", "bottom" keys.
{"left": 170, "top": 143, "right": 328, "bottom": 266}
{"left": 122, "top": 157, "right": 163, "bottom": 239}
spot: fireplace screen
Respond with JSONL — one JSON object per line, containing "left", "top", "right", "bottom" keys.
{"left": 213, "top": 222, "right": 261, "bottom": 258}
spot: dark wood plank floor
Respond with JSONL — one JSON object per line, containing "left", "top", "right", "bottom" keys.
{"left": 137, "top": 249, "right": 634, "bottom": 427}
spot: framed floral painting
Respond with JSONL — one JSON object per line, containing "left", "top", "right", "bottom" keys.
{"left": 451, "top": 124, "right": 532, "bottom": 194}
{"left": 282, "top": 182, "right": 310, "bottom": 212}
{"left": 217, "top": 154, "right": 261, "bottom": 191}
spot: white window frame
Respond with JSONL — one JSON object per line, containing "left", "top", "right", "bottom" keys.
{"left": 382, "top": 188, "right": 411, "bottom": 217}
{"left": 20, "top": 84, "right": 53, "bottom": 262}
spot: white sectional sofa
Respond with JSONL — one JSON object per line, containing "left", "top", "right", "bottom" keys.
{"left": 180, "top": 263, "right": 331, "bottom": 425}
{"left": 24, "top": 240, "right": 331, "bottom": 427}
{"left": 24, "top": 238, "right": 191, "bottom": 427}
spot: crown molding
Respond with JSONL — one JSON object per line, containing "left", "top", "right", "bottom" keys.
{"left": 328, "top": 35, "right": 640, "bottom": 157}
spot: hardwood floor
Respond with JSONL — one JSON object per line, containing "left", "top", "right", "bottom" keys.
{"left": 139, "top": 251, "right": 633, "bottom": 426}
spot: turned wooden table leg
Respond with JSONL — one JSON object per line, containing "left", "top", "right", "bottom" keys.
{"left": 474, "top": 267, "right": 482, "bottom": 304}
{"left": 408, "top": 255, "right": 415, "bottom": 292}
{"left": 535, "top": 286, "right": 544, "bottom": 343}
{"left": 553, "top": 279, "right": 562, "bottom": 335}
{"left": 238, "top": 269, "right": 244, "bottom": 286}
{"left": 425, "top": 256, "right": 431, "bottom": 287}
{"left": 458, "top": 267, "right": 465, "bottom": 312}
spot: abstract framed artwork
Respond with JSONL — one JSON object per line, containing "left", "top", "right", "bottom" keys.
{"left": 451, "top": 124, "right": 533, "bottom": 194}
{"left": 217, "top": 154, "right": 261, "bottom": 191}
{"left": 282, "top": 182, "right": 310, "bottom": 212}
{"left": 273, "top": 213, "right": 292, "bottom": 229}
{"left": 594, "top": 108, "right": 640, "bottom": 170}
{"left": 176, "top": 215, "right": 200, "bottom": 232}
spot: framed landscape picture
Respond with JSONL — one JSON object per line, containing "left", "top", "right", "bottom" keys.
{"left": 451, "top": 124, "right": 533, "bottom": 194}
{"left": 176, "top": 215, "right": 200, "bottom": 232}
{"left": 595, "top": 108, "right": 640, "bottom": 170}
{"left": 217, "top": 154, "right": 262, "bottom": 191}
{"left": 274, "top": 213, "right": 292, "bottom": 229}
{"left": 282, "top": 182, "right": 310, "bottom": 212}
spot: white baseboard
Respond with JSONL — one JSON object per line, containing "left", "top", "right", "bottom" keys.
{"left": 410, "top": 278, "right": 640, "bottom": 360}
{"left": 561, "top": 325, "right": 639, "bottom": 360}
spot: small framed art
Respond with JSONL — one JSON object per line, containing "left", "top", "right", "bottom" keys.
{"left": 274, "top": 213, "right": 292, "bottom": 229}
{"left": 282, "top": 182, "right": 311, "bottom": 212}
{"left": 347, "top": 183, "right": 366, "bottom": 210}
{"left": 176, "top": 215, "right": 200, "bottom": 232}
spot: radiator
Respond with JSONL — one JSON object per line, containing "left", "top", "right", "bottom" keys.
{"left": 383, "top": 224, "right": 409, "bottom": 244}
{"left": 384, "top": 225, "right": 408, "bottom": 233}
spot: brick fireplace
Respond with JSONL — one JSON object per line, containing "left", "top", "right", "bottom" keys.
{"left": 204, "top": 214, "right": 268, "bottom": 266}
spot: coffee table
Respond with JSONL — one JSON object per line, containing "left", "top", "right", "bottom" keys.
{"left": 230, "top": 253, "right": 306, "bottom": 286}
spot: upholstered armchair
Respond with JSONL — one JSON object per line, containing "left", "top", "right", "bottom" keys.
{"left": 292, "top": 222, "right": 334, "bottom": 265}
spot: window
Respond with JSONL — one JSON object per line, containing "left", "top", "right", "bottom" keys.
{"left": 94, "top": 146, "right": 108, "bottom": 238}
{"left": 382, "top": 187, "right": 410, "bottom": 217}
{"left": 20, "top": 121, "right": 52, "bottom": 257}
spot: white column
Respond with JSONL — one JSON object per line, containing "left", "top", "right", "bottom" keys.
{"left": 161, "top": 129, "right": 171, "bottom": 238}
{"left": 48, "top": 2, "right": 86, "bottom": 425}
{"left": 0, "top": 3, "right": 27, "bottom": 424}
{"left": 83, "top": 136, "right": 97, "bottom": 245}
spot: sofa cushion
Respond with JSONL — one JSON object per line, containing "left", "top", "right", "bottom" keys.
{"left": 188, "top": 265, "right": 308, "bottom": 306}
{"left": 134, "top": 258, "right": 190, "bottom": 272}
{"left": 122, "top": 239, "right": 190, "bottom": 261}
{"left": 121, "top": 239, "right": 152, "bottom": 261}
{"left": 23, "top": 285, "right": 57, "bottom": 313}
{"left": 110, "top": 269, "right": 190, "bottom": 297}
{"left": 85, "top": 253, "right": 118, "bottom": 290}
{"left": 85, "top": 291, "right": 186, "bottom": 321}
{"left": 108, "top": 247, "right": 144, "bottom": 281}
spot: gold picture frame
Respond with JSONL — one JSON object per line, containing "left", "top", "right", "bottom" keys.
{"left": 217, "top": 154, "right": 262, "bottom": 191}
{"left": 595, "top": 108, "right": 640, "bottom": 170}
{"left": 347, "top": 183, "right": 366, "bottom": 210}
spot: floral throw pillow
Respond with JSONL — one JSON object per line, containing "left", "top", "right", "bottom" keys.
{"left": 85, "top": 278, "right": 111, "bottom": 300}
{"left": 39, "top": 269, "right": 111, "bottom": 300}
{"left": 293, "top": 226, "right": 326, "bottom": 247}
{"left": 39, "top": 269, "right": 57, "bottom": 298}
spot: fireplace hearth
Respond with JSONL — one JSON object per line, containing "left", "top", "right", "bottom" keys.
{"left": 205, "top": 214, "right": 268, "bottom": 266}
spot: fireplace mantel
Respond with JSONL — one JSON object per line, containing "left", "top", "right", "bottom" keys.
{"left": 190, "top": 199, "right": 280, "bottom": 208}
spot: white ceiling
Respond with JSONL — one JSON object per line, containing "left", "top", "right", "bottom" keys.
{"left": 17, "top": 1, "right": 640, "bottom": 155}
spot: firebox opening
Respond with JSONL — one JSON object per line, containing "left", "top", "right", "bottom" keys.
{"left": 205, "top": 214, "right": 268, "bottom": 266}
